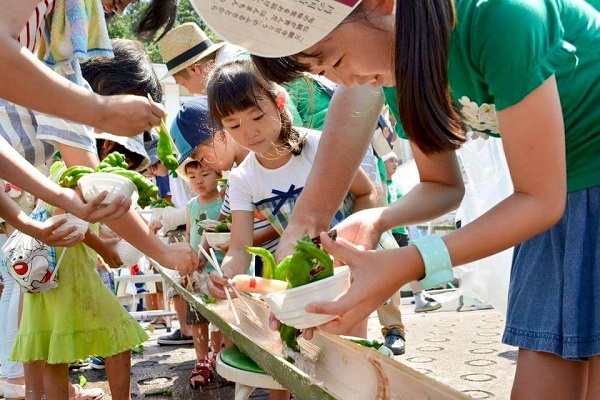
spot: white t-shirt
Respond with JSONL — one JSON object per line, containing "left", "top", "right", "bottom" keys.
{"left": 228, "top": 129, "right": 352, "bottom": 235}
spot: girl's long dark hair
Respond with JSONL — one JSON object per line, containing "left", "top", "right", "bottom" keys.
{"left": 135, "top": 0, "right": 178, "bottom": 40}
{"left": 395, "top": 0, "right": 465, "bottom": 153}
{"left": 207, "top": 59, "right": 305, "bottom": 156}
{"left": 252, "top": 0, "right": 465, "bottom": 154}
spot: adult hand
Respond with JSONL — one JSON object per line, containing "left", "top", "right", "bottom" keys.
{"left": 207, "top": 267, "right": 233, "bottom": 300}
{"left": 305, "top": 232, "right": 423, "bottom": 335}
{"left": 95, "top": 94, "right": 165, "bottom": 137}
{"left": 331, "top": 207, "right": 387, "bottom": 251}
{"left": 24, "top": 218, "right": 85, "bottom": 247}
{"left": 159, "top": 242, "right": 198, "bottom": 275}
{"left": 274, "top": 220, "right": 322, "bottom": 263}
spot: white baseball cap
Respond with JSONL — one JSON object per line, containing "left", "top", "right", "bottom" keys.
{"left": 190, "top": 0, "right": 362, "bottom": 57}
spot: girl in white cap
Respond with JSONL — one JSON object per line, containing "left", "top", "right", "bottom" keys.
{"left": 196, "top": 0, "right": 600, "bottom": 396}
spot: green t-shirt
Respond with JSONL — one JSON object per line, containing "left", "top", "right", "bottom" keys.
{"left": 286, "top": 77, "right": 332, "bottom": 130}
{"left": 385, "top": 179, "right": 408, "bottom": 235}
{"left": 187, "top": 197, "right": 224, "bottom": 272}
{"left": 384, "top": 0, "right": 600, "bottom": 193}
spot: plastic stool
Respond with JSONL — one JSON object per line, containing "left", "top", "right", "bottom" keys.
{"left": 216, "top": 346, "right": 284, "bottom": 400}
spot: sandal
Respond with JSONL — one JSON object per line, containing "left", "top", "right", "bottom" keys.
{"left": 69, "top": 384, "right": 104, "bottom": 400}
{"left": 189, "top": 360, "right": 212, "bottom": 390}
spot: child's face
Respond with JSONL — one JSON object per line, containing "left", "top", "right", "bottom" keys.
{"left": 186, "top": 165, "right": 220, "bottom": 197}
{"left": 190, "top": 133, "right": 235, "bottom": 171}
{"left": 220, "top": 96, "right": 282, "bottom": 158}
{"left": 297, "top": 4, "right": 395, "bottom": 88}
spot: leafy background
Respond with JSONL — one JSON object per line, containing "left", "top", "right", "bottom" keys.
{"left": 106, "top": 0, "right": 220, "bottom": 63}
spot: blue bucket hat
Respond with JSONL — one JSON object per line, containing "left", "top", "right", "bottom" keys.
{"left": 170, "top": 96, "right": 216, "bottom": 165}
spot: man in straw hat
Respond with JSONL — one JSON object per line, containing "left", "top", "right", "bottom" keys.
{"left": 158, "top": 22, "right": 246, "bottom": 95}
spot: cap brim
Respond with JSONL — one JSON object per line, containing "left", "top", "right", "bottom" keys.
{"left": 95, "top": 132, "right": 151, "bottom": 171}
{"left": 190, "top": 0, "right": 361, "bottom": 57}
{"left": 161, "top": 42, "right": 227, "bottom": 80}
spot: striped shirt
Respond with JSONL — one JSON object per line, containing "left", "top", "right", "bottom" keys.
{"left": 18, "top": 0, "right": 56, "bottom": 52}
{"left": 0, "top": 99, "right": 96, "bottom": 169}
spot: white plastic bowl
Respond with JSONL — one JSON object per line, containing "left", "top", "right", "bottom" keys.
{"left": 45, "top": 214, "right": 89, "bottom": 240}
{"left": 205, "top": 232, "right": 231, "bottom": 248}
{"left": 264, "top": 266, "right": 351, "bottom": 329}
{"left": 116, "top": 240, "right": 143, "bottom": 268}
{"left": 78, "top": 172, "right": 137, "bottom": 205}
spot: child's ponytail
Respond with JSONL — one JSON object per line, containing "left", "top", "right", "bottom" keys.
{"left": 395, "top": 0, "right": 465, "bottom": 154}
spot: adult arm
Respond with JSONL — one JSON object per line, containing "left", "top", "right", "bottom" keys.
{"left": 275, "top": 84, "right": 384, "bottom": 260}
{"left": 309, "top": 76, "right": 566, "bottom": 334}
{"left": 0, "top": 0, "right": 164, "bottom": 136}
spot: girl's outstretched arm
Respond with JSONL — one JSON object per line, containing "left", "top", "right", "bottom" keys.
{"left": 348, "top": 166, "right": 378, "bottom": 213}
{"left": 82, "top": 230, "right": 123, "bottom": 269}
{"left": 208, "top": 210, "right": 254, "bottom": 299}
{"left": 307, "top": 76, "right": 565, "bottom": 334}
{"left": 0, "top": 140, "right": 131, "bottom": 223}
{"left": 0, "top": 190, "right": 84, "bottom": 247}
{"left": 0, "top": 1, "right": 164, "bottom": 136}
{"left": 275, "top": 85, "right": 383, "bottom": 261}
{"left": 58, "top": 144, "right": 198, "bottom": 273}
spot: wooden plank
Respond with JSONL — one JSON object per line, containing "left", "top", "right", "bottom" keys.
{"left": 158, "top": 267, "right": 469, "bottom": 400}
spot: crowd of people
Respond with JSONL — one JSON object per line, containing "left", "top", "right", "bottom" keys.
{"left": 0, "top": 0, "right": 597, "bottom": 399}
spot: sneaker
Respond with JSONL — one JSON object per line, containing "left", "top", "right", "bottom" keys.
{"left": 88, "top": 356, "right": 105, "bottom": 370}
{"left": 383, "top": 329, "right": 406, "bottom": 356}
{"left": 414, "top": 292, "right": 442, "bottom": 313}
{"left": 157, "top": 329, "right": 193, "bottom": 346}
{"left": 69, "top": 359, "right": 89, "bottom": 369}
{"left": 474, "top": 299, "right": 494, "bottom": 310}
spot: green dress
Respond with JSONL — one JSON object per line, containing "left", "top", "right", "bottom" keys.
{"left": 10, "top": 224, "right": 148, "bottom": 364}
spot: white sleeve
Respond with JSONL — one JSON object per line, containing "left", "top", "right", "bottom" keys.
{"left": 228, "top": 168, "right": 255, "bottom": 212}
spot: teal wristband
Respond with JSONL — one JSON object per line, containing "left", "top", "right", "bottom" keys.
{"left": 410, "top": 235, "right": 454, "bottom": 290}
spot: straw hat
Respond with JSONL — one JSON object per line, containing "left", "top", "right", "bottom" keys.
{"left": 158, "top": 22, "right": 226, "bottom": 79}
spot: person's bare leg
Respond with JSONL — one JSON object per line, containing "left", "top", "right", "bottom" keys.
{"left": 512, "top": 348, "right": 587, "bottom": 400}
{"left": 105, "top": 351, "right": 132, "bottom": 400}
{"left": 586, "top": 355, "right": 600, "bottom": 400}
{"left": 347, "top": 318, "right": 368, "bottom": 338}
{"left": 173, "top": 295, "right": 192, "bottom": 336}
{"left": 269, "top": 389, "right": 289, "bottom": 400}
{"left": 192, "top": 323, "right": 210, "bottom": 362}
{"left": 42, "top": 363, "right": 69, "bottom": 400}
{"left": 24, "top": 362, "right": 45, "bottom": 400}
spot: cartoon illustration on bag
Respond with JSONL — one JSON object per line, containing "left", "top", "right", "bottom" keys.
{"left": 1, "top": 208, "right": 66, "bottom": 294}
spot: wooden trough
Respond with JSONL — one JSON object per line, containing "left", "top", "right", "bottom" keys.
{"left": 158, "top": 266, "right": 469, "bottom": 400}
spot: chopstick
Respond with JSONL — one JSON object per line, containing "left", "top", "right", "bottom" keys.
{"left": 207, "top": 248, "right": 260, "bottom": 322}
{"left": 198, "top": 246, "right": 240, "bottom": 325}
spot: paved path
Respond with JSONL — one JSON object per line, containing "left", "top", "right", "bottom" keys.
{"left": 64, "top": 296, "right": 515, "bottom": 399}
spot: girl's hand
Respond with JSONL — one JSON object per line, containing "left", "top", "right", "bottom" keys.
{"left": 95, "top": 94, "right": 165, "bottom": 137}
{"left": 159, "top": 242, "right": 198, "bottom": 275}
{"left": 25, "top": 219, "right": 85, "bottom": 247}
{"left": 65, "top": 189, "right": 132, "bottom": 224}
{"left": 305, "top": 232, "right": 423, "bottom": 335}
{"left": 215, "top": 243, "right": 230, "bottom": 254}
{"left": 148, "top": 220, "right": 163, "bottom": 234}
{"left": 207, "top": 268, "right": 233, "bottom": 300}
{"left": 95, "top": 237, "right": 123, "bottom": 269}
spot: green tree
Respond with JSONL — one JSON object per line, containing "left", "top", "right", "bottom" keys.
{"left": 107, "top": 0, "right": 220, "bottom": 63}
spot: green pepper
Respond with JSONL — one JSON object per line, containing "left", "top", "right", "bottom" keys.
{"left": 59, "top": 166, "right": 94, "bottom": 187}
{"left": 295, "top": 237, "right": 334, "bottom": 283}
{"left": 144, "top": 389, "right": 173, "bottom": 397}
{"left": 157, "top": 119, "right": 179, "bottom": 172}
{"left": 273, "top": 255, "right": 293, "bottom": 282}
{"left": 245, "top": 246, "right": 276, "bottom": 279}
{"left": 279, "top": 323, "right": 301, "bottom": 352}
{"left": 151, "top": 198, "right": 174, "bottom": 208}
{"left": 286, "top": 251, "right": 313, "bottom": 288}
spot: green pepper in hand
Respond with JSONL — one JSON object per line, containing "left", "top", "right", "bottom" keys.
{"left": 157, "top": 118, "right": 179, "bottom": 172}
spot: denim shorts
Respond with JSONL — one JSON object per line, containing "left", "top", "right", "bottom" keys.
{"left": 503, "top": 186, "right": 600, "bottom": 360}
